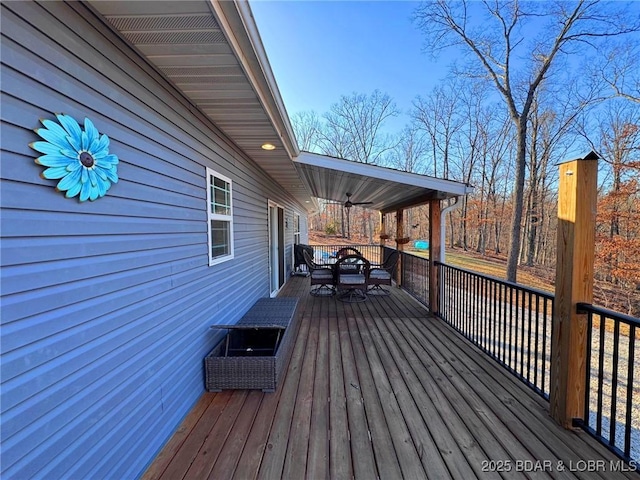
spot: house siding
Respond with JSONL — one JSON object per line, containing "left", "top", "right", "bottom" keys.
{"left": 1, "top": 2, "right": 304, "bottom": 479}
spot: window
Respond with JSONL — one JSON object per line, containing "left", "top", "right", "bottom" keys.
{"left": 206, "top": 168, "right": 234, "bottom": 265}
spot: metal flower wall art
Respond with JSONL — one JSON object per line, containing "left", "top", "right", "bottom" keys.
{"left": 30, "top": 114, "right": 119, "bottom": 201}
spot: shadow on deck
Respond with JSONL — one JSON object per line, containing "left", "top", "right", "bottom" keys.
{"left": 142, "top": 276, "right": 635, "bottom": 480}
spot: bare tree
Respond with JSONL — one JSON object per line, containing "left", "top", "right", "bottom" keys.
{"left": 414, "top": 0, "right": 639, "bottom": 281}
{"left": 522, "top": 80, "right": 589, "bottom": 266}
{"left": 291, "top": 110, "right": 323, "bottom": 151}
{"left": 412, "top": 83, "right": 463, "bottom": 178}
{"left": 388, "top": 123, "right": 429, "bottom": 173}
{"left": 599, "top": 42, "right": 640, "bottom": 103}
{"left": 320, "top": 90, "right": 399, "bottom": 164}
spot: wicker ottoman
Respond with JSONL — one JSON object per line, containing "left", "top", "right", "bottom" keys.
{"left": 205, "top": 297, "right": 298, "bottom": 393}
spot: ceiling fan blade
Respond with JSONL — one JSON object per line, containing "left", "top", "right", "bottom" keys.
{"left": 353, "top": 201, "right": 373, "bottom": 205}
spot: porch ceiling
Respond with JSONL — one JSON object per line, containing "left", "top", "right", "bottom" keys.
{"left": 294, "top": 152, "right": 473, "bottom": 214}
{"left": 88, "top": 0, "right": 472, "bottom": 215}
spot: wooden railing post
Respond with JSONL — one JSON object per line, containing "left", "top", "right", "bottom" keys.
{"left": 396, "top": 209, "right": 404, "bottom": 286}
{"left": 379, "top": 211, "right": 386, "bottom": 267}
{"left": 429, "top": 200, "right": 441, "bottom": 314}
{"left": 550, "top": 152, "right": 598, "bottom": 428}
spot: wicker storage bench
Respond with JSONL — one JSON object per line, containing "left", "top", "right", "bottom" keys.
{"left": 205, "top": 298, "right": 299, "bottom": 393}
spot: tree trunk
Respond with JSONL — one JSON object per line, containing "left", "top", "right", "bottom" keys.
{"left": 506, "top": 118, "right": 527, "bottom": 281}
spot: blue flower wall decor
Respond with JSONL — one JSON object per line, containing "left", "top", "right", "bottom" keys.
{"left": 30, "top": 114, "right": 119, "bottom": 202}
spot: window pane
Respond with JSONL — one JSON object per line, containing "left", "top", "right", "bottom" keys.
{"left": 214, "top": 204, "right": 230, "bottom": 215}
{"left": 210, "top": 185, "right": 216, "bottom": 214}
{"left": 214, "top": 177, "right": 227, "bottom": 190}
{"left": 212, "top": 176, "right": 231, "bottom": 215}
{"left": 214, "top": 187, "right": 226, "bottom": 205}
{"left": 210, "top": 220, "right": 230, "bottom": 258}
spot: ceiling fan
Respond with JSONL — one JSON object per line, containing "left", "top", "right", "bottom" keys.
{"left": 343, "top": 192, "right": 373, "bottom": 209}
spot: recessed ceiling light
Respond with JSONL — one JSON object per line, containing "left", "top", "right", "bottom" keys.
{"left": 261, "top": 143, "right": 276, "bottom": 151}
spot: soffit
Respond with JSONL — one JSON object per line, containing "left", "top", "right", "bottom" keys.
{"left": 294, "top": 152, "right": 473, "bottom": 214}
{"left": 88, "top": 0, "right": 315, "bottom": 211}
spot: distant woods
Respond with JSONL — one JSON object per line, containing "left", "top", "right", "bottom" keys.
{"left": 293, "top": 1, "right": 640, "bottom": 311}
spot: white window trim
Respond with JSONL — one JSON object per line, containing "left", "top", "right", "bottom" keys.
{"left": 206, "top": 167, "right": 234, "bottom": 266}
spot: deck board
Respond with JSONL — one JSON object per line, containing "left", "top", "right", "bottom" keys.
{"left": 143, "top": 278, "right": 637, "bottom": 480}
{"left": 327, "top": 314, "right": 353, "bottom": 480}
{"left": 306, "top": 312, "right": 329, "bottom": 480}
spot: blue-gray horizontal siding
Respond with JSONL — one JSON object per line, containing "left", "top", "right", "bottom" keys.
{"left": 0, "top": 2, "right": 303, "bottom": 479}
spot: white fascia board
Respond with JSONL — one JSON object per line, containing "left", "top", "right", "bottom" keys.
{"left": 294, "top": 151, "right": 474, "bottom": 197}
{"left": 209, "top": 0, "right": 299, "bottom": 158}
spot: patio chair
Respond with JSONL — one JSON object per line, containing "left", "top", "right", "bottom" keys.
{"left": 303, "top": 249, "right": 335, "bottom": 296}
{"left": 368, "top": 250, "right": 399, "bottom": 295}
{"left": 335, "top": 254, "right": 370, "bottom": 303}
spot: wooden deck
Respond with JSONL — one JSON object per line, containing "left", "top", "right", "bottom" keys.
{"left": 142, "top": 277, "right": 636, "bottom": 480}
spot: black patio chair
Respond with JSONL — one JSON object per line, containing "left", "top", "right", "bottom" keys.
{"left": 335, "top": 254, "right": 370, "bottom": 303}
{"left": 303, "top": 249, "right": 335, "bottom": 296}
{"left": 368, "top": 250, "right": 399, "bottom": 295}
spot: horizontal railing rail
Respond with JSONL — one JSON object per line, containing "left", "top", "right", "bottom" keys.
{"left": 437, "top": 261, "right": 554, "bottom": 399}
{"left": 310, "top": 244, "right": 384, "bottom": 265}
{"left": 577, "top": 302, "right": 639, "bottom": 463}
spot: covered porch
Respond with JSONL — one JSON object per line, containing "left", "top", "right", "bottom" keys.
{"left": 142, "top": 275, "right": 632, "bottom": 480}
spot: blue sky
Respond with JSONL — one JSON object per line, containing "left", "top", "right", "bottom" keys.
{"left": 250, "top": 1, "right": 447, "bottom": 134}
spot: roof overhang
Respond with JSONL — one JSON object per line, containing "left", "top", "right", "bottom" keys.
{"left": 88, "top": 1, "right": 472, "bottom": 216}
{"left": 88, "top": 0, "right": 316, "bottom": 211}
{"left": 294, "top": 152, "right": 474, "bottom": 214}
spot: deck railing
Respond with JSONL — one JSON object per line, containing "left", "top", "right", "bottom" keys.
{"left": 399, "top": 251, "right": 431, "bottom": 307}
{"left": 576, "top": 303, "right": 639, "bottom": 463}
{"left": 309, "top": 244, "right": 383, "bottom": 265}
{"left": 437, "top": 261, "right": 554, "bottom": 399}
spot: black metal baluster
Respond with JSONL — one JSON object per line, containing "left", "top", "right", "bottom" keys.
{"left": 492, "top": 279, "right": 497, "bottom": 357}
{"left": 526, "top": 291, "right": 533, "bottom": 384}
{"left": 482, "top": 277, "right": 487, "bottom": 351}
{"left": 487, "top": 280, "right": 495, "bottom": 355}
{"left": 609, "top": 318, "right": 620, "bottom": 447}
{"left": 456, "top": 267, "right": 461, "bottom": 329}
{"left": 509, "top": 286, "right": 514, "bottom": 371}
{"left": 542, "top": 297, "right": 549, "bottom": 396}
{"left": 440, "top": 266, "right": 450, "bottom": 317}
{"left": 584, "top": 309, "right": 593, "bottom": 429}
{"left": 425, "top": 257, "right": 429, "bottom": 309}
{"left": 498, "top": 282, "right": 503, "bottom": 361}
{"left": 520, "top": 289, "right": 526, "bottom": 378}
{"left": 467, "top": 275, "right": 480, "bottom": 341}
{"left": 596, "top": 314, "right": 606, "bottom": 436}
{"left": 456, "top": 267, "right": 461, "bottom": 332}
{"left": 533, "top": 294, "right": 540, "bottom": 390}
{"left": 475, "top": 273, "right": 480, "bottom": 343}
{"left": 624, "top": 324, "right": 635, "bottom": 458}
{"left": 464, "top": 269, "right": 469, "bottom": 336}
